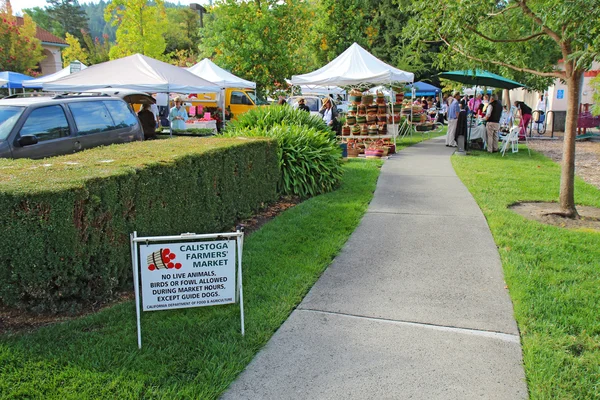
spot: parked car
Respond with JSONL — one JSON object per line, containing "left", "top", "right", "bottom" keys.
{"left": 0, "top": 93, "right": 143, "bottom": 159}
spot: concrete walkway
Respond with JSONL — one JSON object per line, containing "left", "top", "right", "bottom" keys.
{"left": 222, "top": 136, "right": 528, "bottom": 399}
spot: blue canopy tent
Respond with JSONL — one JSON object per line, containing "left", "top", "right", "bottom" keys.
{"left": 405, "top": 81, "right": 441, "bottom": 97}
{"left": 0, "top": 71, "right": 35, "bottom": 95}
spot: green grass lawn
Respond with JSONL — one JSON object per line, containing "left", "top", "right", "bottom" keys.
{"left": 0, "top": 158, "right": 383, "bottom": 400}
{"left": 452, "top": 147, "right": 600, "bottom": 400}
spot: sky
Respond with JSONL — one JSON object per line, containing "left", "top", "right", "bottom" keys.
{"left": 12, "top": 0, "right": 210, "bottom": 15}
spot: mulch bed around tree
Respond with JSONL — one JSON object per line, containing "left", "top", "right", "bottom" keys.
{"left": 510, "top": 139, "right": 600, "bottom": 231}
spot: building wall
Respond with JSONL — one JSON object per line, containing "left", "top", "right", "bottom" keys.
{"left": 39, "top": 44, "right": 63, "bottom": 76}
{"left": 508, "top": 61, "right": 600, "bottom": 132}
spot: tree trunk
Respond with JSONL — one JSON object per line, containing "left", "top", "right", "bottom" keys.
{"left": 503, "top": 89, "right": 510, "bottom": 109}
{"left": 559, "top": 70, "right": 583, "bottom": 218}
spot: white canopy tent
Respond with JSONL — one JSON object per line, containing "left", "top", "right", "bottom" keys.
{"left": 290, "top": 42, "right": 414, "bottom": 145}
{"left": 187, "top": 58, "right": 255, "bottom": 89}
{"left": 43, "top": 54, "right": 220, "bottom": 94}
{"left": 23, "top": 61, "right": 87, "bottom": 89}
{"left": 290, "top": 42, "right": 413, "bottom": 87}
{"left": 0, "top": 78, "right": 7, "bottom": 86}
{"left": 299, "top": 85, "right": 346, "bottom": 97}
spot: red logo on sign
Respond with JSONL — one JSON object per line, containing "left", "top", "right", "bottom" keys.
{"left": 147, "top": 248, "right": 182, "bottom": 271}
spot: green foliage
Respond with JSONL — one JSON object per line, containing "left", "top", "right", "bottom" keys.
{"left": 452, "top": 149, "right": 600, "bottom": 399}
{"left": 46, "top": 0, "right": 89, "bottom": 43}
{"left": 401, "top": 0, "right": 600, "bottom": 90}
{"left": 225, "top": 105, "right": 331, "bottom": 138}
{"left": 80, "top": 0, "right": 117, "bottom": 42}
{"left": 591, "top": 75, "right": 600, "bottom": 116}
{"left": 0, "top": 159, "right": 382, "bottom": 399}
{"left": 0, "top": 138, "right": 279, "bottom": 313}
{"left": 164, "top": 7, "right": 201, "bottom": 55}
{"left": 81, "top": 30, "right": 111, "bottom": 65}
{"left": 62, "top": 32, "right": 89, "bottom": 66}
{"left": 311, "top": 0, "right": 374, "bottom": 65}
{"left": 0, "top": 2, "right": 44, "bottom": 74}
{"left": 23, "top": 6, "right": 64, "bottom": 38}
{"left": 224, "top": 106, "right": 343, "bottom": 197}
{"left": 105, "top": 0, "right": 168, "bottom": 60}
{"left": 200, "top": 0, "right": 316, "bottom": 95}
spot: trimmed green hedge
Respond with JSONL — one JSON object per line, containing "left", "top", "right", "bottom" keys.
{"left": 0, "top": 137, "right": 279, "bottom": 313}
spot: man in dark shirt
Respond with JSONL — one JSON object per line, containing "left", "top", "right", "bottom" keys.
{"left": 298, "top": 98, "right": 310, "bottom": 112}
{"left": 138, "top": 103, "right": 157, "bottom": 140}
{"left": 484, "top": 94, "right": 503, "bottom": 152}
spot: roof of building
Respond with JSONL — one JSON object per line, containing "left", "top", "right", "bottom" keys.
{"left": 16, "top": 16, "right": 68, "bottom": 46}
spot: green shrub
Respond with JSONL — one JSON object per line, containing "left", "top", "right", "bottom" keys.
{"left": 0, "top": 137, "right": 279, "bottom": 313}
{"left": 224, "top": 106, "right": 343, "bottom": 197}
{"left": 224, "top": 105, "right": 334, "bottom": 140}
{"left": 226, "top": 124, "right": 343, "bottom": 197}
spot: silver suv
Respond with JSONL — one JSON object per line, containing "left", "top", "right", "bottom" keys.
{"left": 0, "top": 94, "right": 143, "bottom": 159}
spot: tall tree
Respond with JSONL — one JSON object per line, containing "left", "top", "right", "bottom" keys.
{"left": 81, "top": 30, "right": 111, "bottom": 64}
{"left": 404, "top": 0, "right": 600, "bottom": 217}
{"left": 81, "top": 0, "right": 117, "bottom": 42}
{"left": 164, "top": 7, "right": 201, "bottom": 55}
{"left": 23, "top": 6, "right": 63, "bottom": 37}
{"left": 200, "top": 0, "right": 315, "bottom": 95}
{"left": 311, "top": 0, "right": 375, "bottom": 65}
{"left": 46, "top": 0, "right": 89, "bottom": 42}
{"left": 0, "top": 0, "right": 44, "bottom": 74}
{"left": 104, "top": 0, "right": 168, "bottom": 60}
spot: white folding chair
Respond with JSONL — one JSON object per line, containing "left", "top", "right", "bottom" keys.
{"left": 501, "top": 127, "right": 518, "bottom": 156}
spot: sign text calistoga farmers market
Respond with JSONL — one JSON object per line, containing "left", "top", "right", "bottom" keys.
{"left": 131, "top": 231, "right": 245, "bottom": 348}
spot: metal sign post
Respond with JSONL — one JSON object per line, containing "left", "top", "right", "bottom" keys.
{"left": 130, "top": 230, "right": 245, "bottom": 349}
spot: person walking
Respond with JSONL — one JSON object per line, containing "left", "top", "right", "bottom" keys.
{"left": 484, "top": 94, "right": 503, "bottom": 153}
{"left": 446, "top": 92, "right": 460, "bottom": 147}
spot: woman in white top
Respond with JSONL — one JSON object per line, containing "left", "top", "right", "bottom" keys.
{"left": 319, "top": 97, "right": 338, "bottom": 128}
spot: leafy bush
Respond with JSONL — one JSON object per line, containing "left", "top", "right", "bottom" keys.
{"left": 226, "top": 123, "right": 343, "bottom": 197}
{"left": 225, "top": 105, "right": 334, "bottom": 140}
{"left": 224, "top": 106, "right": 343, "bottom": 197}
{"left": 0, "top": 137, "right": 279, "bottom": 313}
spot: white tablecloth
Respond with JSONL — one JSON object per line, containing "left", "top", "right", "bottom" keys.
{"left": 469, "top": 125, "right": 487, "bottom": 143}
{"left": 184, "top": 120, "right": 217, "bottom": 133}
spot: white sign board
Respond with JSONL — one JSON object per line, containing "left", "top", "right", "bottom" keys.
{"left": 139, "top": 240, "right": 236, "bottom": 311}
{"left": 131, "top": 231, "right": 245, "bottom": 349}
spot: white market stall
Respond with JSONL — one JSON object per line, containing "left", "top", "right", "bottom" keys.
{"left": 289, "top": 42, "right": 414, "bottom": 149}
{"left": 23, "top": 61, "right": 87, "bottom": 89}
{"left": 187, "top": 58, "right": 256, "bottom": 127}
{"left": 43, "top": 54, "right": 219, "bottom": 94}
{"left": 43, "top": 54, "right": 220, "bottom": 135}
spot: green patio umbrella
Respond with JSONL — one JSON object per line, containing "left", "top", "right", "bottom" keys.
{"left": 438, "top": 69, "right": 525, "bottom": 89}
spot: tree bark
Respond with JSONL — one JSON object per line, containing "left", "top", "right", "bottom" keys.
{"left": 503, "top": 89, "right": 510, "bottom": 108}
{"left": 559, "top": 69, "right": 583, "bottom": 218}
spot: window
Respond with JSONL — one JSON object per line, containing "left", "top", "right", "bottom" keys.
{"left": 305, "top": 98, "right": 319, "bottom": 112}
{"left": 230, "top": 91, "right": 252, "bottom": 105}
{"left": 69, "top": 101, "right": 115, "bottom": 135}
{"left": 19, "top": 106, "right": 69, "bottom": 142}
{"left": 0, "top": 106, "right": 24, "bottom": 140}
{"left": 103, "top": 100, "right": 138, "bottom": 129}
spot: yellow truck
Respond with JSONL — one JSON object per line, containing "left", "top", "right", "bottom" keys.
{"left": 189, "top": 88, "right": 265, "bottom": 119}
